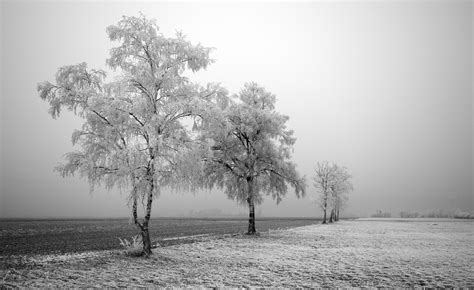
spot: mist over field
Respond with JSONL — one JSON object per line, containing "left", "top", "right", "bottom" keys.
{"left": 1, "top": 1, "right": 473, "bottom": 219}
{"left": 0, "top": 2, "right": 473, "bottom": 287}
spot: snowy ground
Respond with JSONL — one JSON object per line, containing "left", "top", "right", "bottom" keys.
{"left": 2, "top": 219, "right": 473, "bottom": 287}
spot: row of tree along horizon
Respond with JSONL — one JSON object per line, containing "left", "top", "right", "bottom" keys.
{"left": 38, "top": 14, "right": 352, "bottom": 256}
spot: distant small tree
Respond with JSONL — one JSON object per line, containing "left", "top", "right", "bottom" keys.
{"left": 38, "top": 14, "right": 225, "bottom": 255}
{"left": 329, "top": 165, "right": 352, "bottom": 222}
{"left": 313, "top": 161, "right": 352, "bottom": 223}
{"left": 333, "top": 194, "right": 348, "bottom": 221}
{"left": 313, "top": 161, "right": 337, "bottom": 224}
{"left": 203, "top": 83, "right": 306, "bottom": 234}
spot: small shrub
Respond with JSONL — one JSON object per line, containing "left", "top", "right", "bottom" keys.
{"left": 118, "top": 235, "right": 143, "bottom": 257}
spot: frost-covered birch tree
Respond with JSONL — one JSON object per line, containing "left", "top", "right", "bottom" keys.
{"left": 313, "top": 161, "right": 337, "bottom": 224}
{"left": 202, "top": 83, "right": 306, "bottom": 234}
{"left": 38, "top": 14, "right": 226, "bottom": 255}
{"left": 314, "top": 161, "right": 352, "bottom": 223}
{"left": 330, "top": 165, "right": 352, "bottom": 222}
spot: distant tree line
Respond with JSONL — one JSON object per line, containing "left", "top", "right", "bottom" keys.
{"left": 400, "top": 209, "right": 474, "bottom": 219}
{"left": 399, "top": 211, "right": 419, "bottom": 218}
{"left": 453, "top": 212, "right": 474, "bottom": 219}
{"left": 371, "top": 210, "right": 392, "bottom": 218}
{"left": 369, "top": 209, "right": 474, "bottom": 219}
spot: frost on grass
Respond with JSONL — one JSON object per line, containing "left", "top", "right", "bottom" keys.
{"left": 118, "top": 235, "right": 143, "bottom": 257}
{"left": 2, "top": 220, "right": 473, "bottom": 287}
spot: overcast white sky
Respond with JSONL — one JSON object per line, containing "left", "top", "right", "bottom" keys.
{"left": 1, "top": 1, "right": 472, "bottom": 218}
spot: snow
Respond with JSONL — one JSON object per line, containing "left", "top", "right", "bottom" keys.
{"left": 2, "top": 220, "right": 473, "bottom": 287}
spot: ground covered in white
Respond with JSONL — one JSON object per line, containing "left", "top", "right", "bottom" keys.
{"left": 2, "top": 219, "right": 473, "bottom": 287}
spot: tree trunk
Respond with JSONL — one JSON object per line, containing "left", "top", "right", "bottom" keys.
{"left": 132, "top": 195, "right": 141, "bottom": 229}
{"left": 141, "top": 182, "right": 154, "bottom": 256}
{"left": 336, "top": 208, "right": 340, "bottom": 221}
{"left": 247, "top": 198, "right": 256, "bottom": 234}
{"left": 247, "top": 177, "right": 256, "bottom": 235}
{"left": 329, "top": 208, "right": 334, "bottom": 223}
{"left": 131, "top": 193, "right": 154, "bottom": 256}
{"left": 141, "top": 225, "right": 152, "bottom": 255}
{"left": 131, "top": 195, "right": 145, "bottom": 257}
{"left": 322, "top": 198, "right": 327, "bottom": 224}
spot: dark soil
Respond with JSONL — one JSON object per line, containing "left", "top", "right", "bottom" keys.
{"left": 0, "top": 217, "right": 319, "bottom": 256}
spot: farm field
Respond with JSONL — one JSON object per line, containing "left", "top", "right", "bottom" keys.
{"left": 2, "top": 219, "right": 473, "bottom": 287}
{"left": 0, "top": 217, "right": 319, "bottom": 256}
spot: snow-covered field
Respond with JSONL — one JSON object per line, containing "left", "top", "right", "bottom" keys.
{"left": 2, "top": 219, "right": 473, "bottom": 287}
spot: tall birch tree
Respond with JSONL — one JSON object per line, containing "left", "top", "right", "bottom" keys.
{"left": 38, "top": 14, "right": 225, "bottom": 255}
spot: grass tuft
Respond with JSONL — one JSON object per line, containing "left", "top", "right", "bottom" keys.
{"left": 118, "top": 235, "right": 143, "bottom": 257}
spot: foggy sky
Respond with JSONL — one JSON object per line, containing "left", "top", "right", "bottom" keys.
{"left": 1, "top": 1, "right": 472, "bottom": 218}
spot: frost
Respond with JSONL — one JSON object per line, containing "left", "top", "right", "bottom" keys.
{"left": 2, "top": 220, "right": 473, "bottom": 287}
